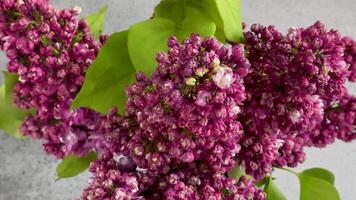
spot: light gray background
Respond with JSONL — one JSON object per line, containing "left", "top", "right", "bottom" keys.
{"left": 0, "top": 0, "right": 355, "bottom": 199}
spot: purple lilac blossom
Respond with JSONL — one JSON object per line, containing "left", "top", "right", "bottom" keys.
{"left": 0, "top": 0, "right": 106, "bottom": 158}
{"left": 82, "top": 152, "right": 265, "bottom": 200}
{"left": 240, "top": 21, "right": 355, "bottom": 179}
{"left": 121, "top": 35, "right": 250, "bottom": 177}
{"left": 82, "top": 35, "right": 265, "bottom": 199}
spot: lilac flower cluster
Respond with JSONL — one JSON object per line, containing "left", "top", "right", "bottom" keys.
{"left": 1, "top": 0, "right": 355, "bottom": 198}
{"left": 0, "top": 0, "right": 106, "bottom": 158}
{"left": 239, "top": 21, "right": 355, "bottom": 179}
{"left": 82, "top": 35, "right": 266, "bottom": 199}
{"left": 83, "top": 152, "right": 265, "bottom": 200}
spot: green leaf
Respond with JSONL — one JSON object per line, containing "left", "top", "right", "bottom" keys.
{"left": 0, "top": 72, "right": 29, "bottom": 139}
{"left": 277, "top": 167, "right": 340, "bottom": 200}
{"left": 56, "top": 152, "right": 97, "bottom": 179}
{"left": 4, "top": 72, "right": 27, "bottom": 120}
{"left": 175, "top": 16, "right": 216, "bottom": 41}
{"left": 71, "top": 31, "right": 136, "bottom": 115}
{"left": 86, "top": 6, "right": 108, "bottom": 39}
{"left": 227, "top": 165, "right": 245, "bottom": 180}
{"left": 154, "top": 0, "right": 185, "bottom": 23}
{"left": 0, "top": 85, "right": 26, "bottom": 139}
{"left": 256, "top": 176, "right": 268, "bottom": 188}
{"left": 300, "top": 168, "right": 335, "bottom": 185}
{"left": 299, "top": 175, "right": 340, "bottom": 200}
{"left": 264, "top": 176, "right": 287, "bottom": 200}
{"left": 215, "top": 0, "right": 243, "bottom": 43}
{"left": 128, "top": 18, "right": 175, "bottom": 75}
{"left": 4, "top": 71, "right": 18, "bottom": 101}
{"left": 128, "top": 17, "right": 215, "bottom": 75}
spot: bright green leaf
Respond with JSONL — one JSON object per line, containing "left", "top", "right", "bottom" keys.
{"left": 214, "top": 28, "right": 226, "bottom": 44}
{"left": 4, "top": 72, "right": 28, "bottom": 120}
{"left": 175, "top": 17, "right": 216, "bottom": 41}
{"left": 4, "top": 71, "right": 19, "bottom": 101}
{"left": 0, "top": 85, "right": 26, "bottom": 139}
{"left": 56, "top": 152, "right": 97, "bottom": 179}
{"left": 300, "top": 168, "right": 335, "bottom": 185}
{"left": 154, "top": 0, "right": 185, "bottom": 23}
{"left": 215, "top": 0, "right": 243, "bottom": 42}
{"left": 154, "top": 0, "right": 243, "bottom": 43}
{"left": 128, "top": 17, "right": 215, "bottom": 75}
{"left": 71, "top": 31, "right": 136, "bottom": 115}
{"left": 185, "top": 0, "right": 223, "bottom": 27}
{"left": 299, "top": 175, "right": 340, "bottom": 200}
{"left": 264, "top": 176, "right": 287, "bottom": 200}
{"left": 277, "top": 167, "right": 340, "bottom": 200}
{"left": 227, "top": 165, "right": 245, "bottom": 180}
{"left": 128, "top": 18, "right": 175, "bottom": 75}
{"left": 86, "top": 6, "right": 108, "bottom": 39}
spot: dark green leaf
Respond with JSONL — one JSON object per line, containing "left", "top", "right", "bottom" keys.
{"left": 71, "top": 31, "right": 136, "bottom": 115}
{"left": 300, "top": 168, "right": 335, "bottom": 185}
{"left": 215, "top": 0, "right": 243, "bottom": 42}
{"left": 86, "top": 6, "right": 108, "bottom": 39}
{"left": 299, "top": 175, "right": 340, "bottom": 200}
{"left": 264, "top": 176, "right": 287, "bottom": 200}
{"left": 227, "top": 165, "right": 245, "bottom": 180}
{"left": 56, "top": 152, "right": 97, "bottom": 179}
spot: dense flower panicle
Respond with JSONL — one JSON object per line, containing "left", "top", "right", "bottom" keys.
{"left": 309, "top": 95, "right": 356, "bottom": 146}
{"left": 273, "top": 135, "right": 305, "bottom": 168}
{"left": 1, "top": 0, "right": 355, "bottom": 197}
{"left": 0, "top": 0, "right": 105, "bottom": 158}
{"left": 151, "top": 169, "right": 265, "bottom": 200}
{"left": 240, "top": 21, "right": 355, "bottom": 179}
{"left": 82, "top": 153, "right": 266, "bottom": 200}
{"left": 81, "top": 35, "right": 266, "bottom": 199}
{"left": 123, "top": 34, "right": 250, "bottom": 176}
{"left": 82, "top": 153, "right": 144, "bottom": 200}
{"left": 236, "top": 133, "right": 279, "bottom": 180}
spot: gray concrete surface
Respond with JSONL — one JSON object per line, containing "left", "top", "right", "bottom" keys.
{"left": 0, "top": 0, "right": 355, "bottom": 199}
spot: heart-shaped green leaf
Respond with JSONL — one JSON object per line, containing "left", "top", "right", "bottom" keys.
{"left": 264, "top": 176, "right": 287, "bottom": 200}
{"left": 300, "top": 168, "right": 335, "bottom": 185}
{"left": 86, "top": 6, "right": 108, "bottom": 39}
{"left": 277, "top": 167, "right": 340, "bottom": 200}
{"left": 299, "top": 175, "right": 340, "bottom": 200}
{"left": 71, "top": 31, "right": 136, "bottom": 114}
{"left": 56, "top": 152, "right": 97, "bottom": 179}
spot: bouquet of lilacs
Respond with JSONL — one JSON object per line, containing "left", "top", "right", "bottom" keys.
{"left": 0, "top": 0, "right": 355, "bottom": 199}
